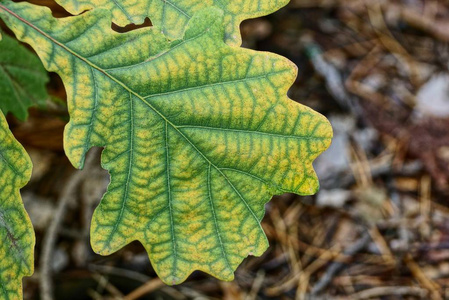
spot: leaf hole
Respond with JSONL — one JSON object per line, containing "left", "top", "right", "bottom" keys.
{"left": 111, "top": 17, "right": 152, "bottom": 33}
{"left": 11, "top": 0, "right": 74, "bottom": 18}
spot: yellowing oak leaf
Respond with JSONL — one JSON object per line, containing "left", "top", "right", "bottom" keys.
{"left": 54, "top": 0, "right": 289, "bottom": 45}
{"left": 0, "top": 110, "right": 34, "bottom": 298}
{"left": 0, "top": 1, "right": 332, "bottom": 284}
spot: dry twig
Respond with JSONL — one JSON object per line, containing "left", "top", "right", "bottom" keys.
{"left": 40, "top": 148, "right": 102, "bottom": 300}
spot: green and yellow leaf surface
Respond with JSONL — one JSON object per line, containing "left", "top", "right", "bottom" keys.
{"left": 0, "top": 1, "right": 332, "bottom": 284}
{"left": 55, "top": 0, "right": 289, "bottom": 45}
{"left": 0, "top": 31, "right": 48, "bottom": 120}
{"left": 0, "top": 110, "right": 34, "bottom": 299}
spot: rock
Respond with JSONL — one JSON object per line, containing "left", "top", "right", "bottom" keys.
{"left": 316, "top": 189, "right": 352, "bottom": 208}
{"left": 416, "top": 73, "right": 449, "bottom": 117}
{"left": 314, "top": 114, "right": 354, "bottom": 180}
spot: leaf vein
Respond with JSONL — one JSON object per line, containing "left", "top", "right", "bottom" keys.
{"left": 207, "top": 163, "right": 232, "bottom": 272}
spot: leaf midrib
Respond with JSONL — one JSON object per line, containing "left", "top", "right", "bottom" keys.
{"left": 0, "top": 4, "right": 272, "bottom": 233}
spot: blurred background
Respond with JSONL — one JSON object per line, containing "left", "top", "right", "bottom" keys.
{"left": 2, "top": 0, "right": 449, "bottom": 299}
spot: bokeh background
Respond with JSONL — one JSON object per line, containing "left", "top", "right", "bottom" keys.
{"left": 2, "top": 0, "right": 449, "bottom": 299}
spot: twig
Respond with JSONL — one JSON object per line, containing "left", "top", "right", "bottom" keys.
{"left": 419, "top": 175, "right": 432, "bottom": 238}
{"left": 40, "top": 148, "right": 102, "bottom": 300}
{"left": 351, "top": 286, "right": 428, "bottom": 299}
{"left": 264, "top": 223, "right": 386, "bottom": 264}
{"left": 124, "top": 278, "right": 164, "bottom": 300}
{"left": 383, "top": 2, "right": 449, "bottom": 43}
{"left": 311, "top": 230, "right": 371, "bottom": 295}
{"left": 368, "top": 227, "right": 395, "bottom": 265}
{"left": 88, "top": 264, "right": 151, "bottom": 283}
{"left": 265, "top": 244, "right": 341, "bottom": 296}
{"left": 404, "top": 254, "right": 442, "bottom": 300}
{"left": 320, "top": 153, "right": 392, "bottom": 189}
{"left": 92, "top": 273, "right": 124, "bottom": 299}
{"left": 301, "top": 35, "right": 363, "bottom": 117}
{"left": 365, "top": 0, "right": 421, "bottom": 86}
{"left": 245, "top": 270, "right": 265, "bottom": 300}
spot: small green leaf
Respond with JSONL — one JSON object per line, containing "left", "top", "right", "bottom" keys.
{"left": 0, "top": 110, "right": 35, "bottom": 299}
{"left": 0, "top": 1, "right": 332, "bottom": 284}
{"left": 54, "top": 0, "right": 289, "bottom": 45}
{"left": 0, "top": 30, "right": 49, "bottom": 121}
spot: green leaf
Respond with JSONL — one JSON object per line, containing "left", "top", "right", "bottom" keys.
{"left": 54, "top": 0, "right": 289, "bottom": 45}
{"left": 0, "top": 30, "right": 49, "bottom": 121}
{"left": 0, "top": 110, "right": 35, "bottom": 299}
{"left": 0, "top": 1, "right": 332, "bottom": 284}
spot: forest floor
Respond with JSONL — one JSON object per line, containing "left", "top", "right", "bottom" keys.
{"left": 5, "top": 0, "right": 449, "bottom": 299}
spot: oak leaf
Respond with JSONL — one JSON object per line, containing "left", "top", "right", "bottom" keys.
{"left": 0, "top": 110, "right": 34, "bottom": 298}
{"left": 0, "top": 1, "right": 332, "bottom": 284}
